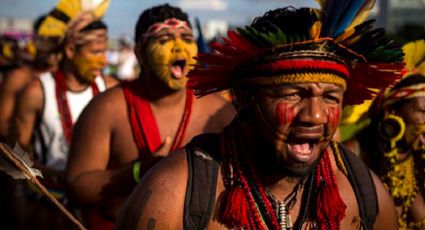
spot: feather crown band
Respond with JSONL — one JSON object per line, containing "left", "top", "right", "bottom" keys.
{"left": 372, "top": 40, "right": 425, "bottom": 110}
{"left": 188, "top": 1, "right": 404, "bottom": 106}
{"left": 37, "top": 0, "right": 110, "bottom": 45}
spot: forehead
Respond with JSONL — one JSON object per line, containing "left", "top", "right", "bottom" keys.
{"left": 261, "top": 82, "right": 345, "bottom": 92}
{"left": 406, "top": 96, "right": 425, "bottom": 108}
{"left": 148, "top": 25, "right": 193, "bottom": 38}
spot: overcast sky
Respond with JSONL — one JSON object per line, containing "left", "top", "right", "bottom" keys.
{"left": 0, "top": 0, "right": 318, "bottom": 38}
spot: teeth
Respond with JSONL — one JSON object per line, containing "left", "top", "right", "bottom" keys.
{"left": 288, "top": 142, "right": 311, "bottom": 154}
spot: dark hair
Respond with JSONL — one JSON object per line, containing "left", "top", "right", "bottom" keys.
{"left": 134, "top": 4, "right": 190, "bottom": 43}
{"left": 33, "top": 14, "right": 48, "bottom": 33}
{"left": 80, "top": 20, "right": 108, "bottom": 32}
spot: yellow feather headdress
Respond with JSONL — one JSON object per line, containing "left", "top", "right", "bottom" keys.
{"left": 402, "top": 39, "right": 425, "bottom": 77}
{"left": 37, "top": 0, "right": 110, "bottom": 43}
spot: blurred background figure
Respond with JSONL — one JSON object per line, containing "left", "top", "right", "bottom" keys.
{"left": 116, "top": 36, "right": 138, "bottom": 80}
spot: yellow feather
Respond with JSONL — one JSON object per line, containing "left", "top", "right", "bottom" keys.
{"left": 335, "top": 27, "right": 355, "bottom": 42}
{"left": 37, "top": 0, "right": 110, "bottom": 38}
{"left": 92, "top": 0, "right": 110, "bottom": 18}
{"left": 340, "top": 99, "right": 373, "bottom": 125}
{"left": 402, "top": 40, "right": 425, "bottom": 76}
{"left": 38, "top": 16, "right": 67, "bottom": 37}
{"left": 310, "top": 21, "right": 322, "bottom": 40}
{"left": 2, "top": 43, "right": 13, "bottom": 59}
{"left": 315, "top": 0, "right": 326, "bottom": 8}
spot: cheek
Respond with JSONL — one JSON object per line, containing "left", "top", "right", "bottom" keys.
{"left": 275, "top": 102, "right": 295, "bottom": 127}
{"left": 146, "top": 42, "right": 173, "bottom": 65}
{"left": 326, "top": 107, "right": 340, "bottom": 131}
{"left": 184, "top": 43, "right": 198, "bottom": 63}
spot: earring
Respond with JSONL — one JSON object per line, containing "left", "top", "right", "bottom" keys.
{"left": 378, "top": 114, "right": 405, "bottom": 143}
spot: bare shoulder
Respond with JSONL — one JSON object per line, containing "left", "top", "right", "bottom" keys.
{"left": 83, "top": 86, "right": 125, "bottom": 117}
{"left": 115, "top": 149, "right": 189, "bottom": 230}
{"left": 103, "top": 75, "right": 119, "bottom": 88}
{"left": 0, "top": 67, "right": 32, "bottom": 92}
{"left": 370, "top": 170, "right": 398, "bottom": 230}
{"left": 17, "top": 78, "right": 44, "bottom": 108}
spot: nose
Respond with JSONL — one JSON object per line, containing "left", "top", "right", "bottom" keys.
{"left": 172, "top": 39, "right": 184, "bottom": 53}
{"left": 297, "top": 97, "right": 327, "bottom": 126}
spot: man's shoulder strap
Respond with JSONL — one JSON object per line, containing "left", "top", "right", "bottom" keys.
{"left": 338, "top": 143, "right": 378, "bottom": 230}
{"left": 184, "top": 133, "right": 220, "bottom": 230}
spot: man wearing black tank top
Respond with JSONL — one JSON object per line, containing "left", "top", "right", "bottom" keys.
{"left": 116, "top": 2, "right": 402, "bottom": 230}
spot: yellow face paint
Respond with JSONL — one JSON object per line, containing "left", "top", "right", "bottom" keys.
{"left": 404, "top": 124, "right": 425, "bottom": 151}
{"left": 72, "top": 52, "right": 106, "bottom": 82}
{"left": 144, "top": 37, "right": 197, "bottom": 90}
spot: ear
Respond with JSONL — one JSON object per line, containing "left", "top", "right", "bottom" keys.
{"left": 64, "top": 43, "right": 76, "bottom": 60}
{"left": 134, "top": 43, "right": 144, "bottom": 66}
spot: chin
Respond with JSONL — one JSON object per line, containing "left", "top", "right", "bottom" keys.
{"left": 279, "top": 157, "right": 321, "bottom": 177}
{"left": 275, "top": 142, "right": 326, "bottom": 177}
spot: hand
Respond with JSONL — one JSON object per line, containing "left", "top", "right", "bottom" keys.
{"left": 139, "top": 136, "right": 172, "bottom": 176}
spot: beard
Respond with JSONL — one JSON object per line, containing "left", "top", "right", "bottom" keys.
{"left": 276, "top": 150, "right": 323, "bottom": 177}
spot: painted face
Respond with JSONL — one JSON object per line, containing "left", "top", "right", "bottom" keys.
{"left": 252, "top": 82, "right": 344, "bottom": 176}
{"left": 397, "top": 97, "right": 425, "bottom": 151}
{"left": 142, "top": 25, "right": 197, "bottom": 90}
{"left": 72, "top": 32, "right": 107, "bottom": 82}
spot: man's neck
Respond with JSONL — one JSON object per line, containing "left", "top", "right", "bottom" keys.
{"left": 62, "top": 62, "right": 92, "bottom": 92}
{"left": 140, "top": 73, "right": 187, "bottom": 108}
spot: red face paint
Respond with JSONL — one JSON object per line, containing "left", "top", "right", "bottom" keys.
{"left": 276, "top": 102, "right": 295, "bottom": 127}
{"left": 276, "top": 102, "right": 286, "bottom": 127}
{"left": 285, "top": 104, "right": 295, "bottom": 125}
{"left": 326, "top": 107, "right": 340, "bottom": 131}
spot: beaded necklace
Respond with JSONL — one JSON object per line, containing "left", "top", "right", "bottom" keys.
{"left": 267, "top": 178, "right": 306, "bottom": 230}
{"left": 54, "top": 71, "right": 99, "bottom": 144}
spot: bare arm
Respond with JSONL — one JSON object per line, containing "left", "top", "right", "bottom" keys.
{"left": 9, "top": 78, "right": 42, "bottom": 151}
{"left": 0, "top": 67, "right": 32, "bottom": 138}
{"left": 66, "top": 88, "right": 134, "bottom": 205}
{"left": 372, "top": 171, "right": 399, "bottom": 230}
{"left": 115, "top": 149, "right": 188, "bottom": 230}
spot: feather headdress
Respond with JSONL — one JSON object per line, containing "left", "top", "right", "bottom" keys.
{"left": 369, "top": 39, "right": 425, "bottom": 112}
{"left": 37, "top": 0, "right": 110, "bottom": 44}
{"left": 402, "top": 39, "right": 425, "bottom": 77}
{"left": 188, "top": 0, "right": 404, "bottom": 106}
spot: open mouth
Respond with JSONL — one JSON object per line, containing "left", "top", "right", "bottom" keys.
{"left": 170, "top": 60, "right": 186, "bottom": 79}
{"left": 286, "top": 138, "right": 319, "bottom": 163}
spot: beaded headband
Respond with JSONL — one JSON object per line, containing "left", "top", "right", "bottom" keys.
{"left": 141, "top": 18, "right": 191, "bottom": 43}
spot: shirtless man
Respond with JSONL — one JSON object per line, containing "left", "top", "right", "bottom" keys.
{"left": 10, "top": 1, "right": 117, "bottom": 228}
{"left": 116, "top": 3, "right": 403, "bottom": 230}
{"left": 65, "top": 4, "right": 235, "bottom": 229}
{"left": 0, "top": 14, "right": 60, "bottom": 139}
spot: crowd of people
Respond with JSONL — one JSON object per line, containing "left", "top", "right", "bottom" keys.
{"left": 0, "top": 0, "right": 425, "bottom": 229}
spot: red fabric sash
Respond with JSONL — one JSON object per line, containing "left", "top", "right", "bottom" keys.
{"left": 122, "top": 78, "right": 193, "bottom": 160}
{"left": 54, "top": 71, "right": 100, "bottom": 144}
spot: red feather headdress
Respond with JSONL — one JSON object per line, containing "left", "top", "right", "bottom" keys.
{"left": 188, "top": 5, "right": 404, "bottom": 106}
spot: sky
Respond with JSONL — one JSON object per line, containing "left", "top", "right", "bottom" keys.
{"left": 0, "top": 0, "right": 318, "bottom": 39}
